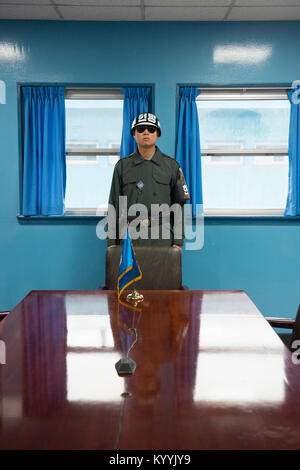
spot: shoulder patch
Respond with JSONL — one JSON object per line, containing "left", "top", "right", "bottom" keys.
{"left": 178, "top": 167, "right": 190, "bottom": 199}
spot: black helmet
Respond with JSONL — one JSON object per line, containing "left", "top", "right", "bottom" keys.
{"left": 131, "top": 113, "right": 161, "bottom": 137}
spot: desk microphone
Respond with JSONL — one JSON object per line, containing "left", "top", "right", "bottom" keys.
{"left": 115, "top": 357, "right": 136, "bottom": 375}
{"left": 115, "top": 328, "right": 138, "bottom": 375}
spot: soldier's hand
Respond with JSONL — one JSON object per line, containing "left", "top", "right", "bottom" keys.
{"left": 172, "top": 244, "right": 182, "bottom": 250}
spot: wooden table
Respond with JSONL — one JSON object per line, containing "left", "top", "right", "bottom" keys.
{"left": 0, "top": 289, "right": 300, "bottom": 450}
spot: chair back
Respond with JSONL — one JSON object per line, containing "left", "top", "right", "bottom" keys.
{"left": 291, "top": 304, "right": 300, "bottom": 348}
{"left": 105, "top": 246, "right": 183, "bottom": 290}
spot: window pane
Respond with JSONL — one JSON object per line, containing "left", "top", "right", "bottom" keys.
{"left": 65, "top": 155, "right": 118, "bottom": 211}
{"left": 65, "top": 99, "right": 123, "bottom": 210}
{"left": 65, "top": 99, "right": 123, "bottom": 150}
{"left": 197, "top": 99, "right": 290, "bottom": 210}
{"left": 197, "top": 99, "right": 290, "bottom": 149}
{"left": 202, "top": 155, "right": 289, "bottom": 209}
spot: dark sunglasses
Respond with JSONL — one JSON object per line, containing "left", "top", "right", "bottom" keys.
{"left": 136, "top": 125, "right": 157, "bottom": 134}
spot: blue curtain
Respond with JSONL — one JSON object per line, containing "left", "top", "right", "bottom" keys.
{"left": 176, "top": 87, "right": 203, "bottom": 217}
{"left": 22, "top": 87, "right": 66, "bottom": 216}
{"left": 120, "top": 87, "right": 152, "bottom": 158}
{"left": 285, "top": 86, "right": 300, "bottom": 216}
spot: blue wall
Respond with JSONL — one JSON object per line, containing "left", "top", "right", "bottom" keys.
{"left": 0, "top": 20, "right": 300, "bottom": 317}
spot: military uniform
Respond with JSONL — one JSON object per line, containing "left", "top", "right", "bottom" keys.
{"left": 107, "top": 146, "right": 189, "bottom": 247}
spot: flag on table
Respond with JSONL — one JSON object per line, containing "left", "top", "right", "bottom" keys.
{"left": 117, "top": 228, "right": 142, "bottom": 298}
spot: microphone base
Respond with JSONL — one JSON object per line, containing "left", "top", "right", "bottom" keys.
{"left": 115, "top": 357, "right": 136, "bottom": 375}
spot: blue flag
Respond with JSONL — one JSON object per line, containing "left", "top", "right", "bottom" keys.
{"left": 117, "top": 229, "right": 142, "bottom": 297}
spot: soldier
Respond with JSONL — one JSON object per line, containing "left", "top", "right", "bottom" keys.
{"left": 107, "top": 113, "right": 189, "bottom": 248}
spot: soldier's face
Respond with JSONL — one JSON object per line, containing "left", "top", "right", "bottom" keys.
{"left": 133, "top": 127, "right": 159, "bottom": 148}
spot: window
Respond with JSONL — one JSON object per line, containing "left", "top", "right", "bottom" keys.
{"left": 65, "top": 88, "right": 124, "bottom": 215}
{"left": 197, "top": 88, "right": 290, "bottom": 215}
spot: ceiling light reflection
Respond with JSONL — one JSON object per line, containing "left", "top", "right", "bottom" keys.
{"left": 0, "top": 43, "right": 25, "bottom": 61}
{"left": 213, "top": 45, "right": 272, "bottom": 65}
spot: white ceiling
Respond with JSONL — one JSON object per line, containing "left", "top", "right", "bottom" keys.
{"left": 0, "top": 0, "right": 300, "bottom": 21}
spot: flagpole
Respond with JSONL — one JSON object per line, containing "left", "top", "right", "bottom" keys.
{"left": 126, "top": 230, "right": 144, "bottom": 305}
{"left": 117, "top": 227, "right": 144, "bottom": 306}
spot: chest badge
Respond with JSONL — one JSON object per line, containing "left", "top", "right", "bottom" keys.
{"left": 136, "top": 180, "right": 144, "bottom": 190}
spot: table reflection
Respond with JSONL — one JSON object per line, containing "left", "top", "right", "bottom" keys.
{"left": 194, "top": 351, "right": 285, "bottom": 405}
{"left": 67, "top": 352, "right": 124, "bottom": 402}
{"left": 1, "top": 291, "right": 300, "bottom": 450}
{"left": 65, "top": 293, "right": 109, "bottom": 316}
{"left": 10, "top": 291, "right": 290, "bottom": 414}
{"left": 20, "top": 293, "right": 126, "bottom": 412}
{"left": 23, "top": 293, "right": 67, "bottom": 417}
{"left": 65, "top": 294, "right": 123, "bottom": 403}
{"left": 194, "top": 312, "right": 286, "bottom": 406}
{"left": 109, "top": 295, "right": 191, "bottom": 405}
{"left": 67, "top": 315, "right": 114, "bottom": 349}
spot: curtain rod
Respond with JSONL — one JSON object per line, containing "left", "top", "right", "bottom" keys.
{"left": 197, "top": 86, "right": 293, "bottom": 90}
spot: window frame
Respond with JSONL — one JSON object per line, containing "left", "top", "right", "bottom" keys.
{"left": 196, "top": 87, "right": 291, "bottom": 216}
{"left": 64, "top": 87, "right": 124, "bottom": 216}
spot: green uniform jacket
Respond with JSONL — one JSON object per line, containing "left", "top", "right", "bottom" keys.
{"left": 107, "top": 146, "right": 189, "bottom": 247}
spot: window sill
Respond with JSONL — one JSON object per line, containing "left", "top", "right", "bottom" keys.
{"left": 204, "top": 215, "right": 300, "bottom": 223}
{"left": 17, "top": 214, "right": 102, "bottom": 224}
{"left": 17, "top": 214, "right": 300, "bottom": 224}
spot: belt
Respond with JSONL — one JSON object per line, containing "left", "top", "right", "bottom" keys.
{"left": 140, "top": 218, "right": 151, "bottom": 227}
{"left": 127, "top": 217, "right": 168, "bottom": 227}
{"left": 140, "top": 218, "right": 170, "bottom": 228}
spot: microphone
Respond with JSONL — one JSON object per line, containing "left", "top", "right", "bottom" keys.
{"left": 115, "top": 328, "right": 138, "bottom": 375}
{"left": 115, "top": 357, "right": 136, "bottom": 375}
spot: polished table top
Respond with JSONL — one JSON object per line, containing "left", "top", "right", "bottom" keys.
{"left": 1, "top": 289, "right": 300, "bottom": 450}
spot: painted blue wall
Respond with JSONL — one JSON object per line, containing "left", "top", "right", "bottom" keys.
{"left": 0, "top": 20, "right": 299, "bottom": 319}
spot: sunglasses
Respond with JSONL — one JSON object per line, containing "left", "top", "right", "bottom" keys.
{"left": 136, "top": 125, "right": 157, "bottom": 134}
